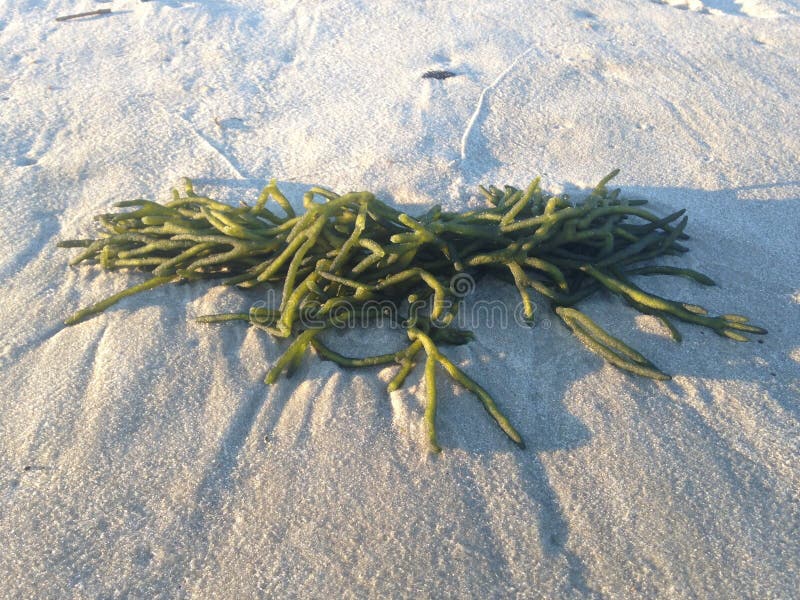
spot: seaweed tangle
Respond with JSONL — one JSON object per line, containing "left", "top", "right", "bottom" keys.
{"left": 59, "top": 171, "right": 766, "bottom": 452}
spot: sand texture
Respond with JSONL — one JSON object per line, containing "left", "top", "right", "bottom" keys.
{"left": 1, "top": 0, "right": 799, "bottom": 597}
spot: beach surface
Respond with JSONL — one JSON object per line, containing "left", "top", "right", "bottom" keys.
{"left": 1, "top": 0, "right": 799, "bottom": 597}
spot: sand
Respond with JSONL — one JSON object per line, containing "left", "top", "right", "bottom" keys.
{"left": 1, "top": 0, "right": 799, "bottom": 597}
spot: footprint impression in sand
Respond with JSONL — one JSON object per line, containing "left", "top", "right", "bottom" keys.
{"left": 651, "top": 0, "right": 779, "bottom": 18}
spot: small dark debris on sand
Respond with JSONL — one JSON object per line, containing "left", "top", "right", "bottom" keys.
{"left": 422, "top": 70, "right": 457, "bottom": 80}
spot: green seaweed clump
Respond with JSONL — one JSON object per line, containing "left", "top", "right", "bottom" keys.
{"left": 60, "top": 171, "right": 766, "bottom": 452}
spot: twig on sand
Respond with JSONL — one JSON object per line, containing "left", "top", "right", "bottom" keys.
{"left": 55, "top": 9, "right": 112, "bottom": 22}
